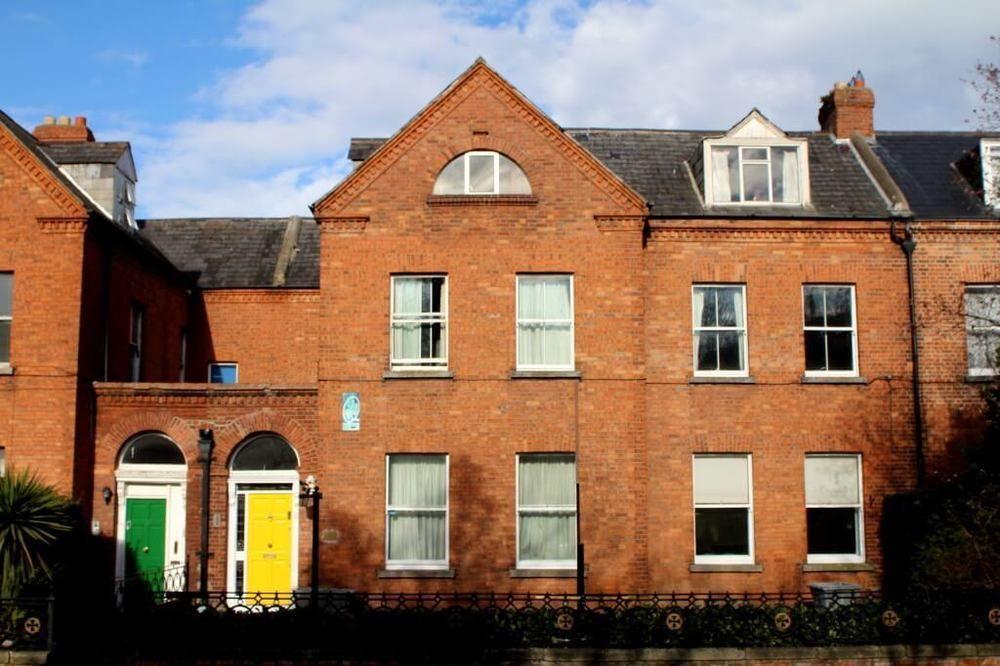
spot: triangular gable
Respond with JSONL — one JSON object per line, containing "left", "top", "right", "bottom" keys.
{"left": 0, "top": 109, "right": 99, "bottom": 219}
{"left": 311, "top": 58, "right": 647, "bottom": 216}
{"left": 721, "top": 108, "right": 788, "bottom": 140}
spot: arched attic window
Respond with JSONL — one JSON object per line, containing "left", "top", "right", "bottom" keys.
{"left": 433, "top": 151, "right": 531, "bottom": 195}
{"left": 119, "top": 432, "right": 185, "bottom": 466}
{"left": 231, "top": 434, "right": 299, "bottom": 471}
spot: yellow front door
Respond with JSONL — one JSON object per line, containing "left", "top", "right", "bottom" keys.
{"left": 246, "top": 493, "right": 293, "bottom": 595}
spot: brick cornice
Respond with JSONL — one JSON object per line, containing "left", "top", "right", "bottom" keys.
{"left": 0, "top": 124, "right": 88, "bottom": 217}
{"left": 93, "top": 383, "right": 318, "bottom": 405}
{"left": 911, "top": 220, "right": 1000, "bottom": 237}
{"left": 595, "top": 215, "right": 646, "bottom": 233}
{"left": 316, "top": 216, "right": 369, "bottom": 234}
{"left": 37, "top": 216, "right": 88, "bottom": 233}
{"left": 202, "top": 289, "right": 319, "bottom": 303}
{"left": 648, "top": 219, "right": 893, "bottom": 241}
{"left": 312, "top": 61, "right": 647, "bottom": 217}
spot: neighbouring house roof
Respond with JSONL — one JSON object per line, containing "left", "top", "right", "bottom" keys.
{"left": 871, "top": 132, "right": 998, "bottom": 220}
{"left": 39, "top": 141, "right": 130, "bottom": 165}
{"left": 139, "top": 217, "right": 319, "bottom": 289}
{"left": 347, "top": 130, "right": 891, "bottom": 219}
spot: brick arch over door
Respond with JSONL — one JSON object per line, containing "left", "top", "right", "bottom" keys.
{"left": 99, "top": 413, "right": 200, "bottom": 469}
{"left": 211, "top": 410, "right": 319, "bottom": 471}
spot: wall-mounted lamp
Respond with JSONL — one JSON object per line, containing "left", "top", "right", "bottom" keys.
{"left": 102, "top": 486, "right": 113, "bottom": 505}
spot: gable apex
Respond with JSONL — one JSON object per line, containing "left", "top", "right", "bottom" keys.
{"left": 722, "top": 108, "right": 789, "bottom": 140}
{"left": 311, "top": 59, "right": 647, "bottom": 216}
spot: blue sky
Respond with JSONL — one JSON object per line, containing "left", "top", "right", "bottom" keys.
{"left": 2, "top": 0, "right": 999, "bottom": 218}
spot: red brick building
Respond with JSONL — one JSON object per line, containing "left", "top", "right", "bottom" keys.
{"left": 1, "top": 61, "right": 997, "bottom": 595}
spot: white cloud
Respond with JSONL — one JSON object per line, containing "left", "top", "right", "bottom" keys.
{"left": 137, "top": 0, "right": 1000, "bottom": 218}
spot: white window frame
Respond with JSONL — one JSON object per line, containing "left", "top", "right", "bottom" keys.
{"left": 691, "top": 284, "right": 749, "bottom": 377}
{"left": 384, "top": 454, "right": 449, "bottom": 571}
{"left": 129, "top": 302, "right": 143, "bottom": 382}
{"left": 515, "top": 274, "right": 575, "bottom": 372}
{"left": 802, "top": 285, "right": 859, "bottom": 377}
{"left": 389, "top": 275, "right": 448, "bottom": 370}
{"left": 982, "top": 139, "right": 1000, "bottom": 208}
{"left": 464, "top": 151, "right": 501, "bottom": 195}
{"left": 692, "top": 454, "right": 755, "bottom": 565}
{"left": 703, "top": 138, "right": 810, "bottom": 207}
{"left": 208, "top": 362, "right": 239, "bottom": 384}
{"left": 0, "top": 272, "right": 11, "bottom": 369}
{"left": 515, "top": 453, "right": 577, "bottom": 570}
{"left": 805, "top": 454, "right": 865, "bottom": 565}
{"left": 965, "top": 285, "right": 1000, "bottom": 376}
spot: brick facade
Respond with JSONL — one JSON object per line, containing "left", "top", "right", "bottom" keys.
{"left": 2, "top": 60, "right": 997, "bottom": 595}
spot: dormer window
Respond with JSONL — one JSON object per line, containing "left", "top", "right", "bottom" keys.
{"left": 701, "top": 110, "right": 809, "bottom": 207}
{"left": 433, "top": 151, "right": 531, "bottom": 195}
{"left": 982, "top": 139, "right": 1000, "bottom": 208}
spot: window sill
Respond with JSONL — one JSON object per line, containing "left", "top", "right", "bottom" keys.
{"left": 510, "top": 370, "right": 582, "bottom": 380}
{"left": 690, "top": 375, "right": 755, "bottom": 384}
{"left": 802, "top": 562, "right": 875, "bottom": 573}
{"left": 377, "top": 568, "right": 456, "bottom": 579}
{"left": 965, "top": 374, "right": 996, "bottom": 384}
{"left": 0, "top": 364, "right": 12, "bottom": 376}
{"left": 801, "top": 375, "right": 867, "bottom": 385}
{"left": 509, "top": 568, "right": 583, "bottom": 579}
{"left": 689, "top": 563, "right": 763, "bottom": 573}
{"left": 426, "top": 194, "right": 538, "bottom": 206}
{"left": 383, "top": 370, "right": 454, "bottom": 380}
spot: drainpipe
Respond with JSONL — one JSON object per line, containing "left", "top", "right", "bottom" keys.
{"left": 197, "top": 428, "right": 215, "bottom": 595}
{"left": 891, "top": 219, "right": 926, "bottom": 489}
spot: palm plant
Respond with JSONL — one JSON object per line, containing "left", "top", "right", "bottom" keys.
{"left": 0, "top": 470, "right": 73, "bottom": 598}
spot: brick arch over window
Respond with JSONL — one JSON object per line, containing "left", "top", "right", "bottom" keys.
{"left": 211, "top": 410, "right": 319, "bottom": 471}
{"left": 99, "top": 413, "right": 200, "bottom": 468}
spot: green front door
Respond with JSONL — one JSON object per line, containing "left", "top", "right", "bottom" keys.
{"left": 125, "top": 498, "right": 167, "bottom": 579}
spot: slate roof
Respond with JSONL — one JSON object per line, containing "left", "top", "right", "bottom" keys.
{"left": 139, "top": 218, "right": 319, "bottom": 289}
{"left": 348, "top": 131, "right": 891, "bottom": 218}
{"left": 872, "top": 132, "right": 997, "bottom": 219}
{"left": 39, "top": 141, "right": 130, "bottom": 165}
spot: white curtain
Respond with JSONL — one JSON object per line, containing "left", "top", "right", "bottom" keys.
{"left": 694, "top": 456, "right": 749, "bottom": 504}
{"left": 388, "top": 455, "right": 446, "bottom": 561}
{"left": 805, "top": 456, "right": 859, "bottom": 505}
{"left": 711, "top": 148, "right": 734, "bottom": 202}
{"left": 392, "top": 279, "right": 424, "bottom": 361}
{"left": 780, "top": 148, "right": 800, "bottom": 203}
{"left": 518, "top": 277, "right": 572, "bottom": 367}
{"left": 519, "top": 455, "right": 576, "bottom": 562}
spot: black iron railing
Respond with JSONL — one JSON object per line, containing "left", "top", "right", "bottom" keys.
{"left": 0, "top": 597, "right": 53, "bottom": 651}
{"left": 108, "top": 589, "right": 1000, "bottom": 658}
{"left": 114, "top": 563, "right": 188, "bottom": 609}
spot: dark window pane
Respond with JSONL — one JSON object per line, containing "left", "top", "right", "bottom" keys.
{"left": 232, "top": 435, "right": 298, "bottom": 471}
{"left": 825, "top": 288, "right": 853, "bottom": 326}
{"left": 210, "top": 364, "right": 237, "bottom": 383}
{"left": 0, "top": 320, "right": 9, "bottom": 364}
{"left": 698, "top": 289, "right": 717, "bottom": 327}
{"left": 121, "top": 433, "right": 185, "bottom": 465}
{"left": 826, "top": 332, "right": 854, "bottom": 371}
{"left": 718, "top": 332, "right": 742, "bottom": 370}
{"left": 695, "top": 508, "right": 749, "bottom": 556}
{"left": 803, "top": 288, "right": 824, "bottom": 326}
{"left": 697, "top": 333, "right": 718, "bottom": 371}
{"left": 805, "top": 331, "right": 827, "bottom": 371}
{"left": 716, "top": 288, "right": 739, "bottom": 327}
{"left": 807, "top": 507, "right": 858, "bottom": 555}
{"left": 0, "top": 273, "right": 11, "bottom": 316}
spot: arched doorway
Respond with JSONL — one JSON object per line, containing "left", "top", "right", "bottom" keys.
{"left": 227, "top": 433, "right": 300, "bottom": 597}
{"left": 115, "top": 432, "right": 188, "bottom": 588}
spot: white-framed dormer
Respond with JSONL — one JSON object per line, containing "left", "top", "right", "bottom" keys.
{"left": 982, "top": 138, "right": 1000, "bottom": 209}
{"left": 702, "top": 109, "right": 810, "bottom": 207}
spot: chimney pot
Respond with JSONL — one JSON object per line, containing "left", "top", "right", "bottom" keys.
{"left": 43, "top": 115, "right": 55, "bottom": 125}
{"left": 57, "top": 115, "right": 71, "bottom": 126}
{"left": 73, "top": 116, "right": 87, "bottom": 127}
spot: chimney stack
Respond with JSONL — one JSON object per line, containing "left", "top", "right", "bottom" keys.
{"left": 33, "top": 115, "right": 95, "bottom": 143}
{"left": 818, "top": 73, "right": 875, "bottom": 139}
